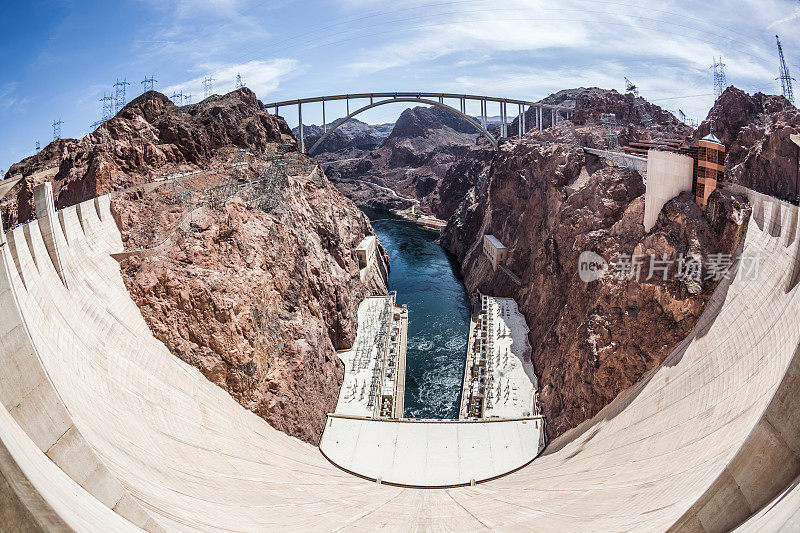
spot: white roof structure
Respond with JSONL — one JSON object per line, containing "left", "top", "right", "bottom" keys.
{"left": 482, "top": 297, "right": 536, "bottom": 418}
{"left": 484, "top": 234, "right": 506, "bottom": 249}
{"left": 355, "top": 234, "right": 376, "bottom": 251}
{"left": 2, "top": 184, "right": 800, "bottom": 530}
{"left": 333, "top": 296, "right": 391, "bottom": 417}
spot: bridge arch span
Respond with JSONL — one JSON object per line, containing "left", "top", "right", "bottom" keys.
{"left": 307, "top": 97, "right": 497, "bottom": 154}
{"left": 264, "top": 92, "right": 573, "bottom": 154}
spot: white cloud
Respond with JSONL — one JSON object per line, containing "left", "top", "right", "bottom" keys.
{"left": 162, "top": 58, "right": 300, "bottom": 101}
{"left": 768, "top": 6, "right": 800, "bottom": 29}
{"left": 0, "top": 83, "right": 31, "bottom": 114}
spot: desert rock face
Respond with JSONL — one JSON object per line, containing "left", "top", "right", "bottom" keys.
{"left": 695, "top": 87, "right": 799, "bottom": 200}
{"left": 2, "top": 89, "right": 388, "bottom": 444}
{"left": 294, "top": 118, "right": 394, "bottom": 156}
{"left": 320, "top": 105, "right": 494, "bottom": 219}
{"left": 2, "top": 88, "right": 294, "bottom": 227}
{"left": 442, "top": 135, "right": 750, "bottom": 439}
{"left": 512, "top": 87, "right": 692, "bottom": 146}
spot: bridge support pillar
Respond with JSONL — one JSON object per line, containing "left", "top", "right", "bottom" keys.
{"left": 505, "top": 102, "right": 508, "bottom": 138}
{"left": 552, "top": 108, "right": 556, "bottom": 128}
{"left": 298, "top": 103, "right": 305, "bottom": 153}
{"left": 518, "top": 104, "right": 523, "bottom": 137}
{"left": 323, "top": 101, "right": 326, "bottom": 134}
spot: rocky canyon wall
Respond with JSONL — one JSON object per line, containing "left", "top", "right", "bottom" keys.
{"left": 442, "top": 134, "right": 750, "bottom": 440}
{"left": 1, "top": 89, "right": 388, "bottom": 444}
{"left": 694, "top": 87, "right": 799, "bottom": 201}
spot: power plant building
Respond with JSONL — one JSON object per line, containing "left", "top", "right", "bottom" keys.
{"left": 483, "top": 234, "right": 508, "bottom": 270}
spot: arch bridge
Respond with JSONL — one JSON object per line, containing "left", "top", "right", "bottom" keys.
{"left": 263, "top": 92, "right": 573, "bottom": 154}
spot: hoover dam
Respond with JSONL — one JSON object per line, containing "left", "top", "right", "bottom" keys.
{"left": 1, "top": 173, "right": 800, "bottom": 531}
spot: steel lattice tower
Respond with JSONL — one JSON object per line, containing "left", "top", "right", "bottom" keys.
{"left": 35, "top": 140, "right": 40, "bottom": 152}
{"left": 101, "top": 93, "right": 114, "bottom": 121}
{"left": 710, "top": 57, "right": 727, "bottom": 99}
{"left": 601, "top": 113, "right": 619, "bottom": 149}
{"left": 171, "top": 90, "right": 184, "bottom": 105}
{"left": 52, "top": 119, "right": 64, "bottom": 141}
{"left": 113, "top": 79, "right": 130, "bottom": 113}
{"left": 203, "top": 76, "right": 215, "bottom": 99}
{"left": 141, "top": 76, "right": 157, "bottom": 92}
{"left": 776, "top": 35, "right": 795, "bottom": 105}
{"left": 235, "top": 73, "right": 245, "bottom": 90}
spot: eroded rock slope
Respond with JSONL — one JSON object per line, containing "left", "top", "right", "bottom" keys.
{"left": 442, "top": 134, "right": 750, "bottom": 439}
{"left": 694, "top": 87, "right": 799, "bottom": 200}
{"left": 1, "top": 89, "right": 388, "bottom": 444}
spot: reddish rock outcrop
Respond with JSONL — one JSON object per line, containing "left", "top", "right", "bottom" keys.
{"left": 1, "top": 89, "right": 389, "bottom": 444}
{"left": 512, "top": 87, "right": 692, "bottom": 145}
{"left": 2, "top": 88, "right": 294, "bottom": 228}
{"left": 442, "top": 137, "right": 750, "bottom": 439}
{"left": 321, "top": 106, "right": 494, "bottom": 219}
{"left": 694, "top": 87, "right": 799, "bottom": 200}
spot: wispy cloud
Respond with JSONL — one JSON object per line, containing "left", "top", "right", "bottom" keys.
{"left": 768, "top": 6, "right": 800, "bottom": 28}
{"left": 162, "top": 58, "right": 300, "bottom": 101}
{"left": 0, "top": 83, "right": 32, "bottom": 114}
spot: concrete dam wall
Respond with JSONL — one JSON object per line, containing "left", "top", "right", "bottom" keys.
{"left": 1, "top": 184, "right": 800, "bottom": 531}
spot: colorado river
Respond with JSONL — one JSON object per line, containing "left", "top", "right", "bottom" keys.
{"left": 363, "top": 209, "right": 471, "bottom": 419}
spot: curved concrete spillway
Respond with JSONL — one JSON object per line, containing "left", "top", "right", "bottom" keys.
{"left": 1, "top": 185, "right": 800, "bottom": 531}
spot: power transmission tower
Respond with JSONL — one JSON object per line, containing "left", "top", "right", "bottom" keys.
{"left": 113, "top": 78, "right": 130, "bottom": 113}
{"left": 203, "top": 76, "right": 215, "bottom": 99}
{"left": 52, "top": 119, "right": 64, "bottom": 141}
{"left": 35, "top": 140, "right": 40, "bottom": 151}
{"left": 625, "top": 76, "right": 654, "bottom": 129}
{"left": 183, "top": 92, "right": 192, "bottom": 104}
{"left": 235, "top": 73, "right": 245, "bottom": 90}
{"left": 710, "top": 57, "right": 727, "bottom": 99}
{"left": 601, "top": 113, "right": 619, "bottom": 149}
{"left": 171, "top": 90, "right": 184, "bottom": 105}
{"left": 141, "top": 75, "right": 157, "bottom": 92}
{"left": 776, "top": 35, "right": 795, "bottom": 105}
{"left": 101, "top": 93, "right": 114, "bottom": 121}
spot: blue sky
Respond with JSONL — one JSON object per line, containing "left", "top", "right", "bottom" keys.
{"left": 1, "top": 0, "right": 798, "bottom": 172}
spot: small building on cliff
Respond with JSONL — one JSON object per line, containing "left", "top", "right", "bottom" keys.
{"left": 482, "top": 234, "right": 508, "bottom": 270}
{"left": 355, "top": 235, "right": 377, "bottom": 281}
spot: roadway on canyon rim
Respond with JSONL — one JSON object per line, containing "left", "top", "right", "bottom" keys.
{"left": 3, "top": 185, "right": 800, "bottom": 530}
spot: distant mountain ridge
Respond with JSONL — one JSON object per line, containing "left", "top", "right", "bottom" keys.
{"left": 292, "top": 118, "right": 394, "bottom": 155}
